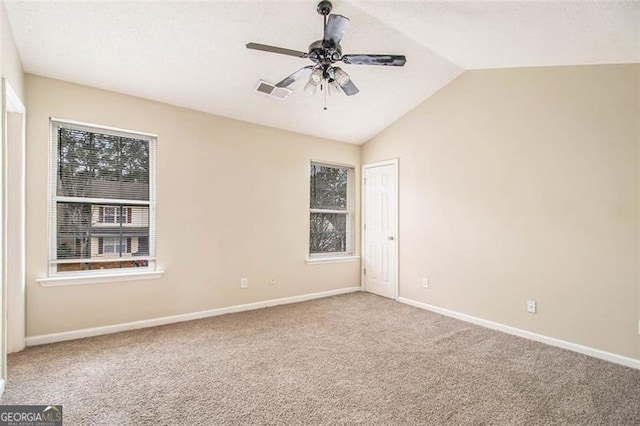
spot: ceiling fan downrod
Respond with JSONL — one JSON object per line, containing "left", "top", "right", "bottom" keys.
{"left": 317, "top": 0, "right": 332, "bottom": 38}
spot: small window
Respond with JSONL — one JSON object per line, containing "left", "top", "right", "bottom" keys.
{"left": 309, "top": 162, "right": 353, "bottom": 256}
{"left": 100, "top": 236, "right": 130, "bottom": 255}
{"left": 99, "top": 206, "right": 132, "bottom": 224}
{"left": 50, "top": 119, "right": 156, "bottom": 274}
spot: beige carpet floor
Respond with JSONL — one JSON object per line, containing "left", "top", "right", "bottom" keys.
{"left": 1, "top": 292, "right": 639, "bottom": 425}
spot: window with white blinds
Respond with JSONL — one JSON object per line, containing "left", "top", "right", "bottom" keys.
{"left": 309, "top": 162, "right": 354, "bottom": 256}
{"left": 50, "top": 119, "right": 156, "bottom": 274}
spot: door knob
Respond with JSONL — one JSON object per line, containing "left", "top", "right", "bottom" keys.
{"left": 387, "top": 236, "right": 394, "bottom": 240}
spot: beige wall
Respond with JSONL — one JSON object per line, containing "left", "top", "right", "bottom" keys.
{"left": 26, "top": 74, "right": 361, "bottom": 336}
{"left": 362, "top": 64, "right": 640, "bottom": 359}
{"left": 21, "top": 65, "right": 640, "bottom": 360}
{"left": 1, "top": 1, "right": 24, "bottom": 100}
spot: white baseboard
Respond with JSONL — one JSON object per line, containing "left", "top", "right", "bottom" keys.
{"left": 398, "top": 297, "right": 640, "bottom": 371}
{"left": 26, "top": 286, "right": 362, "bottom": 347}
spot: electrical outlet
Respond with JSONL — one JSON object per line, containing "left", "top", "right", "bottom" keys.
{"left": 422, "top": 278, "right": 429, "bottom": 289}
{"left": 240, "top": 278, "right": 249, "bottom": 289}
{"left": 527, "top": 300, "right": 536, "bottom": 314}
{"left": 269, "top": 275, "right": 276, "bottom": 286}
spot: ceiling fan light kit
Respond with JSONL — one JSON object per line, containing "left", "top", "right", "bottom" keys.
{"left": 309, "top": 68, "right": 324, "bottom": 85}
{"left": 333, "top": 67, "right": 350, "bottom": 86}
{"left": 304, "top": 80, "right": 318, "bottom": 95}
{"left": 247, "top": 0, "right": 407, "bottom": 109}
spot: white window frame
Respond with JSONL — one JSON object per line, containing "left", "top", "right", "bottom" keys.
{"left": 308, "top": 161, "right": 355, "bottom": 259}
{"left": 45, "top": 118, "right": 159, "bottom": 280}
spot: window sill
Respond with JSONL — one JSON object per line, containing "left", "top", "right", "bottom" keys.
{"left": 305, "top": 256, "right": 360, "bottom": 265}
{"left": 37, "top": 270, "right": 165, "bottom": 287}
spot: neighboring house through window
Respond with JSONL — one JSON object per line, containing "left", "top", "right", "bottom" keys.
{"left": 309, "top": 162, "right": 354, "bottom": 256}
{"left": 50, "top": 119, "right": 156, "bottom": 274}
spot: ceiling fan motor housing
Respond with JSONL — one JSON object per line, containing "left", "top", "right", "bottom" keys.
{"left": 308, "top": 40, "right": 342, "bottom": 65}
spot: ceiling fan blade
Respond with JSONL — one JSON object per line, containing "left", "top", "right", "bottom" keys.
{"left": 324, "top": 14, "right": 350, "bottom": 46}
{"left": 341, "top": 80, "right": 359, "bottom": 96}
{"left": 275, "top": 66, "right": 315, "bottom": 88}
{"left": 246, "top": 42, "right": 308, "bottom": 59}
{"left": 342, "top": 54, "right": 407, "bottom": 66}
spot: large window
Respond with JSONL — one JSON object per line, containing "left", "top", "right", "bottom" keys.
{"left": 310, "top": 162, "right": 353, "bottom": 256}
{"left": 50, "top": 119, "right": 156, "bottom": 274}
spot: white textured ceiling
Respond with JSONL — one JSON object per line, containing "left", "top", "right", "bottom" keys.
{"left": 5, "top": 1, "right": 639, "bottom": 144}
{"left": 352, "top": 0, "right": 640, "bottom": 69}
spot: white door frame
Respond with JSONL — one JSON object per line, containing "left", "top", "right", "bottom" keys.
{"left": 0, "top": 79, "right": 4, "bottom": 396}
{"left": 2, "top": 80, "right": 27, "bottom": 361}
{"left": 361, "top": 158, "right": 399, "bottom": 300}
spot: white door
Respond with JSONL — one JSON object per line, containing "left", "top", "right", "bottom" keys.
{"left": 363, "top": 160, "right": 398, "bottom": 299}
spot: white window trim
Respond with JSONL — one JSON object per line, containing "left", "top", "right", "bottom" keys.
{"left": 308, "top": 161, "right": 356, "bottom": 260}
{"left": 47, "top": 118, "right": 159, "bottom": 280}
{"left": 305, "top": 255, "right": 360, "bottom": 265}
{"left": 37, "top": 270, "right": 165, "bottom": 287}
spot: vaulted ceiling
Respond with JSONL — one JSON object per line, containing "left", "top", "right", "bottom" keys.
{"left": 5, "top": 1, "right": 639, "bottom": 144}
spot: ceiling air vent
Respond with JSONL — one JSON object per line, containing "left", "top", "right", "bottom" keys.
{"left": 255, "top": 80, "right": 292, "bottom": 100}
{"left": 271, "top": 87, "right": 292, "bottom": 100}
{"left": 256, "top": 81, "right": 275, "bottom": 95}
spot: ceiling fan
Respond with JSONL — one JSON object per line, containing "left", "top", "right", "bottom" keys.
{"left": 246, "top": 0, "right": 406, "bottom": 106}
